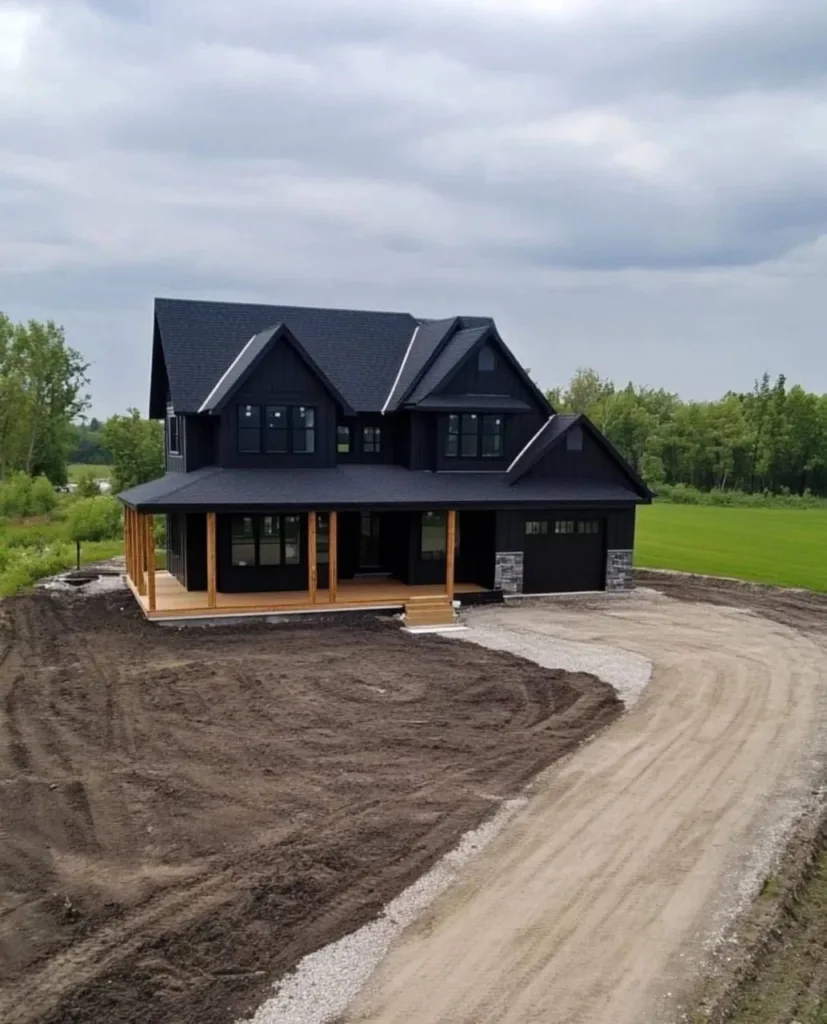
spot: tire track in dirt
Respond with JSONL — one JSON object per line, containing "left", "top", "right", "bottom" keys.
{"left": 344, "top": 600, "right": 826, "bottom": 1024}
{"left": 1, "top": 591, "right": 619, "bottom": 1024}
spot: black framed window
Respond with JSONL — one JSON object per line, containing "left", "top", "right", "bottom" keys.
{"left": 238, "top": 405, "right": 261, "bottom": 453}
{"left": 363, "top": 426, "right": 381, "bottom": 454}
{"left": 259, "top": 515, "right": 281, "bottom": 564}
{"left": 168, "top": 413, "right": 180, "bottom": 454}
{"left": 237, "top": 404, "right": 315, "bottom": 454}
{"left": 577, "top": 520, "right": 600, "bottom": 535}
{"left": 292, "top": 407, "right": 315, "bottom": 454}
{"left": 265, "top": 406, "right": 288, "bottom": 453}
{"left": 460, "top": 414, "right": 478, "bottom": 457}
{"left": 525, "top": 520, "right": 548, "bottom": 536}
{"left": 477, "top": 346, "right": 497, "bottom": 372}
{"left": 554, "top": 520, "right": 576, "bottom": 535}
{"left": 231, "top": 516, "right": 257, "bottom": 566}
{"left": 283, "top": 515, "right": 301, "bottom": 564}
{"left": 317, "top": 513, "right": 330, "bottom": 564}
{"left": 446, "top": 413, "right": 504, "bottom": 458}
{"left": 421, "top": 512, "right": 445, "bottom": 560}
{"left": 231, "top": 514, "right": 304, "bottom": 567}
{"left": 420, "top": 512, "right": 460, "bottom": 560}
{"left": 481, "top": 415, "right": 504, "bottom": 457}
{"left": 337, "top": 425, "right": 351, "bottom": 454}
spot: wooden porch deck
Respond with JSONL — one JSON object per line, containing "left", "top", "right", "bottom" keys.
{"left": 128, "top": 570, "right": 484, "bottom": 620}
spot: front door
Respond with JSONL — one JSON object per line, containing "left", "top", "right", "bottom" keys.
{"left": 359, "top": 511, "right": 382, "bottom": 572}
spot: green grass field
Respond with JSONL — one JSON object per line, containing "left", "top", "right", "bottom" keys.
{"left": 67, "top": 463, "right": 112, "bottom": 482}
{"left": 636, "top": 504, "right": 827, "bottom": 592}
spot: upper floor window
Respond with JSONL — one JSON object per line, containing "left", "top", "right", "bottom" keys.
{"left": 477, "top": 346, "right": 497, "bottom": 372}
{"left": 363, "top": 426, "right": 382, "bottom": 454}
{"left": 446, "top": 413, "right": 504, "bottom": 458}
{"left": 237, "top": 404, "right": 316, "bottom": 455}
{"left": 238, "top": 405, "right": 261, "bottom": 453}
{"left": 265, "top": 406, "right": 288, "bottom": 453}
{"left": 337, "top": 425, "right": 352, "bottom": 454}
{"left": 167, "top": 412, "right": 180, "bottom": 454}
{"left": 292, "top": 407, "right": 316, "bottom": 454}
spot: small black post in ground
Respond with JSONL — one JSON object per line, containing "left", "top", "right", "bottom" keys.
{"left": 76, "top": 540, "right": 81, "bottom": 571}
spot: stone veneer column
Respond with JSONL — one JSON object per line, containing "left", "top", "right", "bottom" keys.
{"left": 606, "top": 549, "right": 634, "bottom": 592}
{"left": 495, "top": 552, "right": 524, "bottom": 594}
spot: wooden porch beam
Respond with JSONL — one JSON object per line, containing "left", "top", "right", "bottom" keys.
{"left": 308, "top": 511, "right": 317, "bottom": 604}
{"left": 206, "top": 512, "right": 217, "bottom": 609}
{"left": 146, "top": 514, "right": 156, "bottom": 612}
{"left": 328, "top": 511, "right": 338, "bottom": 604}
{"left": 446, "top": 509, "right": 457, "bottom": 602}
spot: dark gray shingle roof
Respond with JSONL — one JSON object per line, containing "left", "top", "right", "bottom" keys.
{"left": 507, "top": 414, "right": 579, "bottom": 483}
{"left": 405, "top": 327, "right": 490, "bottom": 405}
{"left": 383, "top": 318, "right": 458, "bottom": 412}
{"left": 119, "top": 463, "right": 643, "bottom": 511}
{"left": 155, "top": 298, "right": 417, "bottom": 414}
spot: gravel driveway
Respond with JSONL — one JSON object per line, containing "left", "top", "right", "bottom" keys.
{"left": 339, "top": 593, "right": 827, "bottom": 1024}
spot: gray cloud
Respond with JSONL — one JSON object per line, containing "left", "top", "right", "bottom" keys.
{"left": 1, "top": 0, "right": 826, "bottom": 415}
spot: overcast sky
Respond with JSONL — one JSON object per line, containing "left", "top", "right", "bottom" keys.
{"left": 2, "top": 0, "right": 826, "bottom": 417}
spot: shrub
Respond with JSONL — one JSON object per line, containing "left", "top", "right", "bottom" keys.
{"left": 30, "top": 475, "right": 58, "bottom": 514}
{"left": 65, "top": 496, "right": 123, "bottom": 543}
{"left": 0, "top": 543, "right": 74, "bottom": 597}
{"left": 654, "top": 482, "right": 827, "bottom": 509}
{"left": 74, "top": 470, "right": 101, "bottom": 498}
{"left": 0, "top": 472, "right": 58, "bottom": 517}
{"left": 0, "top": 472, "right": 33, "bottom": 517}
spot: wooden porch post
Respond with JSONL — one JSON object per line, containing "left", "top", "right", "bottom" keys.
{"left": 328, "top": 511, "right": 338, "bottom": 604}
{"left": 308, "top": 511, "right": 317, "bottom": 604}
{"left": 123, "top": 507, "right": 130, "bottom": 582}
{"left": 446, "top": 509, "right": 457, "bottom": 602}
{"left": 132, "top": 509, "right": 140, "bottom": 587}
{"left": 206, "top": 512, "right": 217, "bottom": 609}
{"left": 146, "top": 514, "right": 156, "bottom": 612}
{"left": 136, "top": 512, "right": 147, "bottom": 596}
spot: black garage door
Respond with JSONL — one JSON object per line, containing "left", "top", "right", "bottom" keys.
{"left": 523, "top": 517, "right": 606, "bottom": 594}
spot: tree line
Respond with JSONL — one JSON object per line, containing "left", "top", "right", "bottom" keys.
{"left": 548, "top": 369, "right": 827, "bottom": 497}
{"left": 1, "top": 312, "right": 163, "bottom": 491}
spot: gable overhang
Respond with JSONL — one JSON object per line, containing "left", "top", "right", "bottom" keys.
{"left": 148, "top": 315, "right": 171, "bottom": 419}
{"left": 198, "top": 323, "right": 355, "bottom": 416}
{"left": 507, "top": 412, "right": 653, "bottom": 500}
{"left": 404, "top": 324, "right": 554, "bottom": 416}
{"left": 392, "top": 317, "right": 463, "bottom": 407}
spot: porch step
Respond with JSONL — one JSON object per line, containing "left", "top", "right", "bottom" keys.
{"left": 404, "top": 595, "right": 456, "bottom": 628}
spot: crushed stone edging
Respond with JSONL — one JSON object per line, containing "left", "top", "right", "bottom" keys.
{"left": 238, "top": 797, "right": 528, "bottom": 1024}
{"left": 240, "top": 622, "right": 647, "bottom": 1023}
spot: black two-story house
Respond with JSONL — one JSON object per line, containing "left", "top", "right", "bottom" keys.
{"left": 119, "top": 298, "right": 651, "bottom": 620}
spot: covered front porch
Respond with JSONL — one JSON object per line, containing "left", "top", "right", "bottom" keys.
{"left": 123, "top": 507, "right": 491, "bottom": 622}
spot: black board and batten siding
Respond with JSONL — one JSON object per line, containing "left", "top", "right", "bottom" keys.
{"left": 216, "top": 338, "right": 338, "bottom": 469}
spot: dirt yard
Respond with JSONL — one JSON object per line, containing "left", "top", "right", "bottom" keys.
{"left": 0, "top": 590, "right": 619, "bottom": 1024}
{"left": 343, "top": 585, "right": 827, "bottom": 1024}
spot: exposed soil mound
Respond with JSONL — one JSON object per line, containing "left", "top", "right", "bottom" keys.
{"left": 0, "top": 591, "right": 619, "bottom": 1024}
